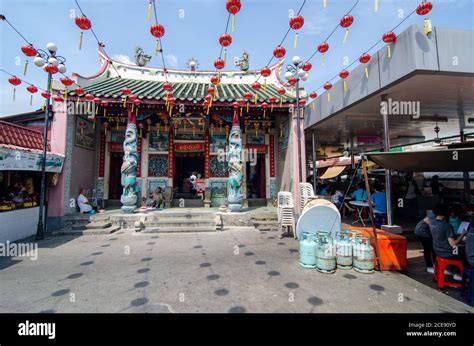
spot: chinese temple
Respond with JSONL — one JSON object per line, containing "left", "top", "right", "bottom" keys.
{"left": 36, "top": 47, "right": 307, "bottom": 225}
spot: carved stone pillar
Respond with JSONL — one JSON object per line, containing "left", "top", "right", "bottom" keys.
{"left": 120, "top": 107, "right": 139, "bottom": 213}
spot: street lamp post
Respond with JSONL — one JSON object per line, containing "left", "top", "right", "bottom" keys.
{"left": 33, "top": 43, "right": 67, "bottom": 240}
{"left": 285, "top": 56, "right": 309, "bottom": 190}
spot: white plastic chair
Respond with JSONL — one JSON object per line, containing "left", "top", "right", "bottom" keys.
{"left": 277, "top": 191, "right": 296, "bottom": 238}
{"left": 299, "top": 182, "right": 315, "bottom": 212}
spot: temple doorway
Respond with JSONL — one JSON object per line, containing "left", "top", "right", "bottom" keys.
{"left": 174, "top": 152, "right": 205, "bottom": 197}
{"left": 109, "top": 152, "right": 122, "bottom": 200}
{"left": 246, "top": 154, "right": 266, "bottom": 199}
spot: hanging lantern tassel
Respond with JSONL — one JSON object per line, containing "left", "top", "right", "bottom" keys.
{"left": 136, "top": 106, "right": 139, "bottom": 116}
{"left": 169, "top": 106, "right": 172, "bottom": 117}
{"left": 343, "top": 29, "right": 349, "bottom": 44}
{"left": 312, "top": 102, "right": 315, "bottom": 111}
{"left": 223, "top": 48, "right": 227, "bottom": 65}
{"left": 424, "top": 18, "right": 432, "bottom": 36}
{"left": 271, "top": 103, "right": 274, "bottom": 112}
{"left": 232, "top": 15, "right": 235, "bottom": 33}
{"left": 327, "top": 92, "right": 330, "bottom": 103}
{"left": 29, "top": 94, "right": 33, "bottom": 105}
{"left": 279, "top": 97, "right": 283, "bottom": 108}
{"left": 155, "top": 39, "right": 161, "bottom": 55}
{"left": 264, "top": 79, "right": 267, "bottom": 93}
{"left": 294, "top": 32, "right": 298, "bottom": 48}
{"left": 23, "top": 60, "right": 28, "bottom": 76}
{"left": 207, "top": 104, "right": 210, "bottom": 115}
{"left": 64, "top": 89, "right": 68, "bottom": 102}
{"left": 263, "top": 109, "right": 266, "bottom": 118}
{"left": 78, "top": 31, "right": 83, "bottom": 50}
{"left": 254, "top": 93, "right": 258, "bottom": 104}
{"left": 343, "top": 80, "right": 347, "bottom": 93}
{"left": 157, "top": 126, "right": 160, "bottom": 135}
{"left": 42, "top": 100, "right": 46, "bottom": 111}
{"left": 95, "top": 104, "right": 98, "bottom": 115}
{"left": 387, "top": 44, "right": 391, "bottom": 59}
{"left": 246, "top": 101, "right": 249, "bottom": 113}
{"left": 323, "top": 0, "right": 327, "bottom": 8}
{"left": 12, "top": 88, "right": 16, "bottom": 102}
{"left": 240, "top": 107, "right": 243, "bottom": 117}
{"left": 123, "top": 96, "right": 127, "bottom": 108}
{"left": 116, "top": 120, "right": 119, "bottom": 131}
{"left": 87, "top": 101, "right": 91, "bottom": 113}
{"left": 365, "top": 67, "right": 369, "bottom": 79}
{"left": 131, "top": 103, "right": 135, "bottom": 112}
{"left": 103, "top": 108, "right": 106, "bottom": 117}
{"left": 374, "top": 0, "right": 378, "bottom": 12}
{"left": 147, "top": 0, "right": 152, "bottom": 21}
{"left": 321, "top": 54, "right": 325, "bottom": 66}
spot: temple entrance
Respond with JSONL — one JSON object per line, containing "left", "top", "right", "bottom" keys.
{"left": 109, "top": 152, "right": 122, "bottom": 200}
{"left": 173, "top": 152, "right": 205, "bottom": 198}
{"left": 246, "top": 154, "right": 266, "bottom": 199}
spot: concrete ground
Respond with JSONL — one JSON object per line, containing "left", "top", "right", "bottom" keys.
{"left": 0, "top": 228, "right": 472, "bottom": 313}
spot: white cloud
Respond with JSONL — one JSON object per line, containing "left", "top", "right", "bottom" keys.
{"left": 112, "top": 54, "right": 134, "bottom": 65}
{"left": 166, "top": 54, "right": 179, "bottom": 68}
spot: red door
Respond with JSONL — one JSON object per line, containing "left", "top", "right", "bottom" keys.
{"left": 109, "top": 153, "right": 122, "bottom": 200}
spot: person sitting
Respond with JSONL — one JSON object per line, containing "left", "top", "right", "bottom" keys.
{"left": 151, "top": 187, "right": 164, "bottom": 209}
{"left": 189, "top": 172, "right": 197, "bottom": 196}
{"left": 351, "top": 183, "right": 368, "bottom": 202}
{"left": 465, "top": 216, "right": 474, "bottom": 267}
{"left": 371, "top": 185, "right": 387, "bottom": 226}
{"left": 331, "top": 186, "right": 344, "bottom": 209}
{"left": 427, "top": 203, "right": 469, "bottom": 281}
{"left": 449, "top": 204, "right": 463, "bottom": 233}
{"left": 318, "top": 184, "right": 329, "bottom": 196}
{"left": 77, "top": 188, "right": 98, "bottom": 214}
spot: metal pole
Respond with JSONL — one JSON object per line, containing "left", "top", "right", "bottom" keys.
{"left": 381, "top": 94, "right": 393, "bottom": 226}
{"left": 36, "top": 71, "right": 52, "bottom": 240}
{"left": 460, "top": 131, "right": 471, "bottom": 203}
{"left": 295, "top": 78, "right": 302, "bottom": 184}
{"left": 350, "top": 137, "right": 354, "bottom": 169}
{"left": 312, "top": 129, "right": 317, "bottom": 193}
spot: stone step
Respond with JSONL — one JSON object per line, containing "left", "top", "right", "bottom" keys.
{"left": 143, "top": 219, "right": 216, "bottom": 228}
{"left": 146, "top": 212, "right": 216, "bottom": 220}
{"left": 141, "top": 226, "right": 217, "bottom": 233}
{"left": 251, "top": 214, "right": 278, "bottom": 221}
{"left": 172, "top": 199, "right": 204, "bottom": 208}
{"left": 85, "top": 221, "right": 112, "bottom": 229}
{"left": 54, "top": 225, "right": 120, "bottom": 235}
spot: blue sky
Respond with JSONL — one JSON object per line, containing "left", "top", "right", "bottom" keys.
{"left": 1, "top": 0, "right": 473, "bottom": 116}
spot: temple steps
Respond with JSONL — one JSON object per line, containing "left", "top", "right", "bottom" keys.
{"left": 140, "top": 209, "right": 218, "bottom": 233}
{"left": 251, "top": 212, "right": 279, "bottom": 232}
{"left": 141, "top": 226, "right": 218, "bottom": 233}
{"left": 143, "top": 219, "right": 216, "bottom": 228}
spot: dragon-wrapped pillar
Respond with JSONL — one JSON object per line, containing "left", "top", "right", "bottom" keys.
{"left": 120, "top": 107, "right": 140, "bottom": 213}
{"left": 227, "top": 110, "right": 243, "bottom": 212}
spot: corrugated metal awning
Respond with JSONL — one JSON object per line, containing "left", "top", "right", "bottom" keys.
{"left": 367, "top": 148, "right": 474, "bottom": 172}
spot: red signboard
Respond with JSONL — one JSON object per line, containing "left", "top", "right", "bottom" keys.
{"left": 98, "top": 133, "right": 106, "bottom": 177}
{"left": 168, "top": 129, "right": 174, "bottom": 178}
{"left": 109, "top": 142, "right": 123, "bottom": 152}
{"left": 246, "top": 144, "right": 267, "bottom": 154}
{"left": 269, "top": 135, "right": 275, "bottom": 177}
{"left": 175, "top": 142, "right": 205, "bottom": 153}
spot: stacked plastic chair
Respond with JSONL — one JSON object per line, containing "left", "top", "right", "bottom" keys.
{"left": 299, "top": 182, "right": 315, "bottom": 214}
{"left": 277, "top": 191, "right": 296, "bottom": 238}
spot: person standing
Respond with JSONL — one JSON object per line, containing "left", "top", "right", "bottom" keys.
{"left": 415, "top": 214, "right": 436, "bottom": 273}
{"left": 404, "top": 175, "right": 420, "bottom": 222}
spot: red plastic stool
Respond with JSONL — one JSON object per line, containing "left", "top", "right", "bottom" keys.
{"left": 433, "top": 256, "right": 464, "bottom": 289}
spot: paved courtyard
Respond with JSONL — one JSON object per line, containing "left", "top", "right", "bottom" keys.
{"left": 0, "top": 229, "right": 472, "bottom": 313}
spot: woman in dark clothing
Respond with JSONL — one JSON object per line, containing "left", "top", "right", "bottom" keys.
{"left": 415, "top": 215, "right": 436, "bottom": 273}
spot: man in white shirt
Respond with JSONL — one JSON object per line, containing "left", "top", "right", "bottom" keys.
{"left": 77, "top": 189, "right": 94, "bottom": 214}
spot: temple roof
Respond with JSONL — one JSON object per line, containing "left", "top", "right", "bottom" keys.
{"left": 66, "top": 47, "right": 297, "bottom": 104}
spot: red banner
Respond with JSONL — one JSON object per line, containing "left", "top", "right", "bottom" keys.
{"left": 109, "top": 142, "right": 123, "bottom": 153}
{"left": 175, "top": 142, "right": 205, "bottom": 153}
{"left": 246, "top": 144, "right": 267, "bottom": 154}
{"left": 204, "top": 131, "right": 210, "bottom": 178}
{"left": 269, "top": 135, "right": 275, "bottom": 177}
{"left": 98, "top": 133, "right": 106, "bottom": 177}
{"left": 168, "top": 129, "right": 174, "bottom": 178}
{"left": 137, "top": 136, "right": 142, "bottom": 177}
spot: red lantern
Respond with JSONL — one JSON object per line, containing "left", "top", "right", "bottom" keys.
{"left": 359, "top": 53, "right": 371, "bottom": 79}
{"left": 289, "top": 15, "right": 304, "bottom": 48}
{"left": 44, "top": 64, "right": 59, "bottom": 74}
{"left": 214, "top": 58, "right": 225, "bottom": 70}
{"left": 21, "top": 44, "right": 37, "bottom": 57}
{"left": 128, "top": 94, "right": 137, "bottom": 102}
{"left": 340, "top": 15, "right": 354, "bottom": 43}
{"left": 75, "top": 16, "right": 92, "bottom": 50}
{"left": 324, "top": 82, "right": 332, "bottom": 103}
{"left": 261, "top": 67, "right": 271, "bottom": 78}
{"left": 60, "top": 77, "right": 74, "bottom": 87}
{"left": 74, "top": 87, "right": 85, "bottom": 95}
{"left": 53, "top": 95, "right": 64, "bottom": 102}
{"left": 277, "top": 88, "right": 286, "bottom": 107}
{"left": 122, "top": 87, "right": 132, "bottom": 95}
{"left": 299, "top": 99, "right": 307, "bottom": 107}
{"left": 416, "top": 1, "right": 433, "bottom": 15}
{"left": 288, "top": 77, "right": 297, "bottom": 86}
{"left": 383, "top": 31, "right": 396, "bottom": 58}
{"left": 226, "top": 0, "right": 241, "bottom": 33}
{"left": 41, "top": 91, "right": 51, "bottom": 99}
{"left": 150, "top": 23, "right": 165, "bottom": 38}
{"left": 101, "top": 100, "right": 108, "bottom": 117}
{"left": 78, "top": 120, "right": 86, "bottom": 135}
{"left": 208, "top": 87, "right": 216, "bottom": 95}
{"left": 244, "top": 92, "right": 253, "bottom": 100}
{"left": 94, "top": 97, "right": 102, "bottom": 104}
{"left": 302, "top": 62, "right": 312, "bottom": 72}
{"left": 26, "top": 85, "right": 38, "bottom": 105}
{"left": 339, "top": 69, "right": 349, "bottom": 93}
{"left": 85, "top": 94, "right": 95, "bottom": 102}
{"left": 252, "top": 82, "right": 261, "bottom": 104}
{"left": 317, "top": 42, "right": 329, "bottom": 65}
{"left": 309, "top": 92, "right": 317, "bottom": 99}
{"left": 273, "top": 46, "right": 286, "bottom": 59}
{"left": 219, "top": 34, "right": 232, "bottom": 47}
{"left": 210, "top": 75, "right": 221, "bottom": 85}
{"left": 8, "top": 76, "right": 21, "bottom": 101}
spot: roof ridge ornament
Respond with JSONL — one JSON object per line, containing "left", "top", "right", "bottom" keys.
{"left": 234, "top": 51, "right": 249, "bottom": 72}
{"left": 134, "top": 46, "right": 151, "bottom": 67}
